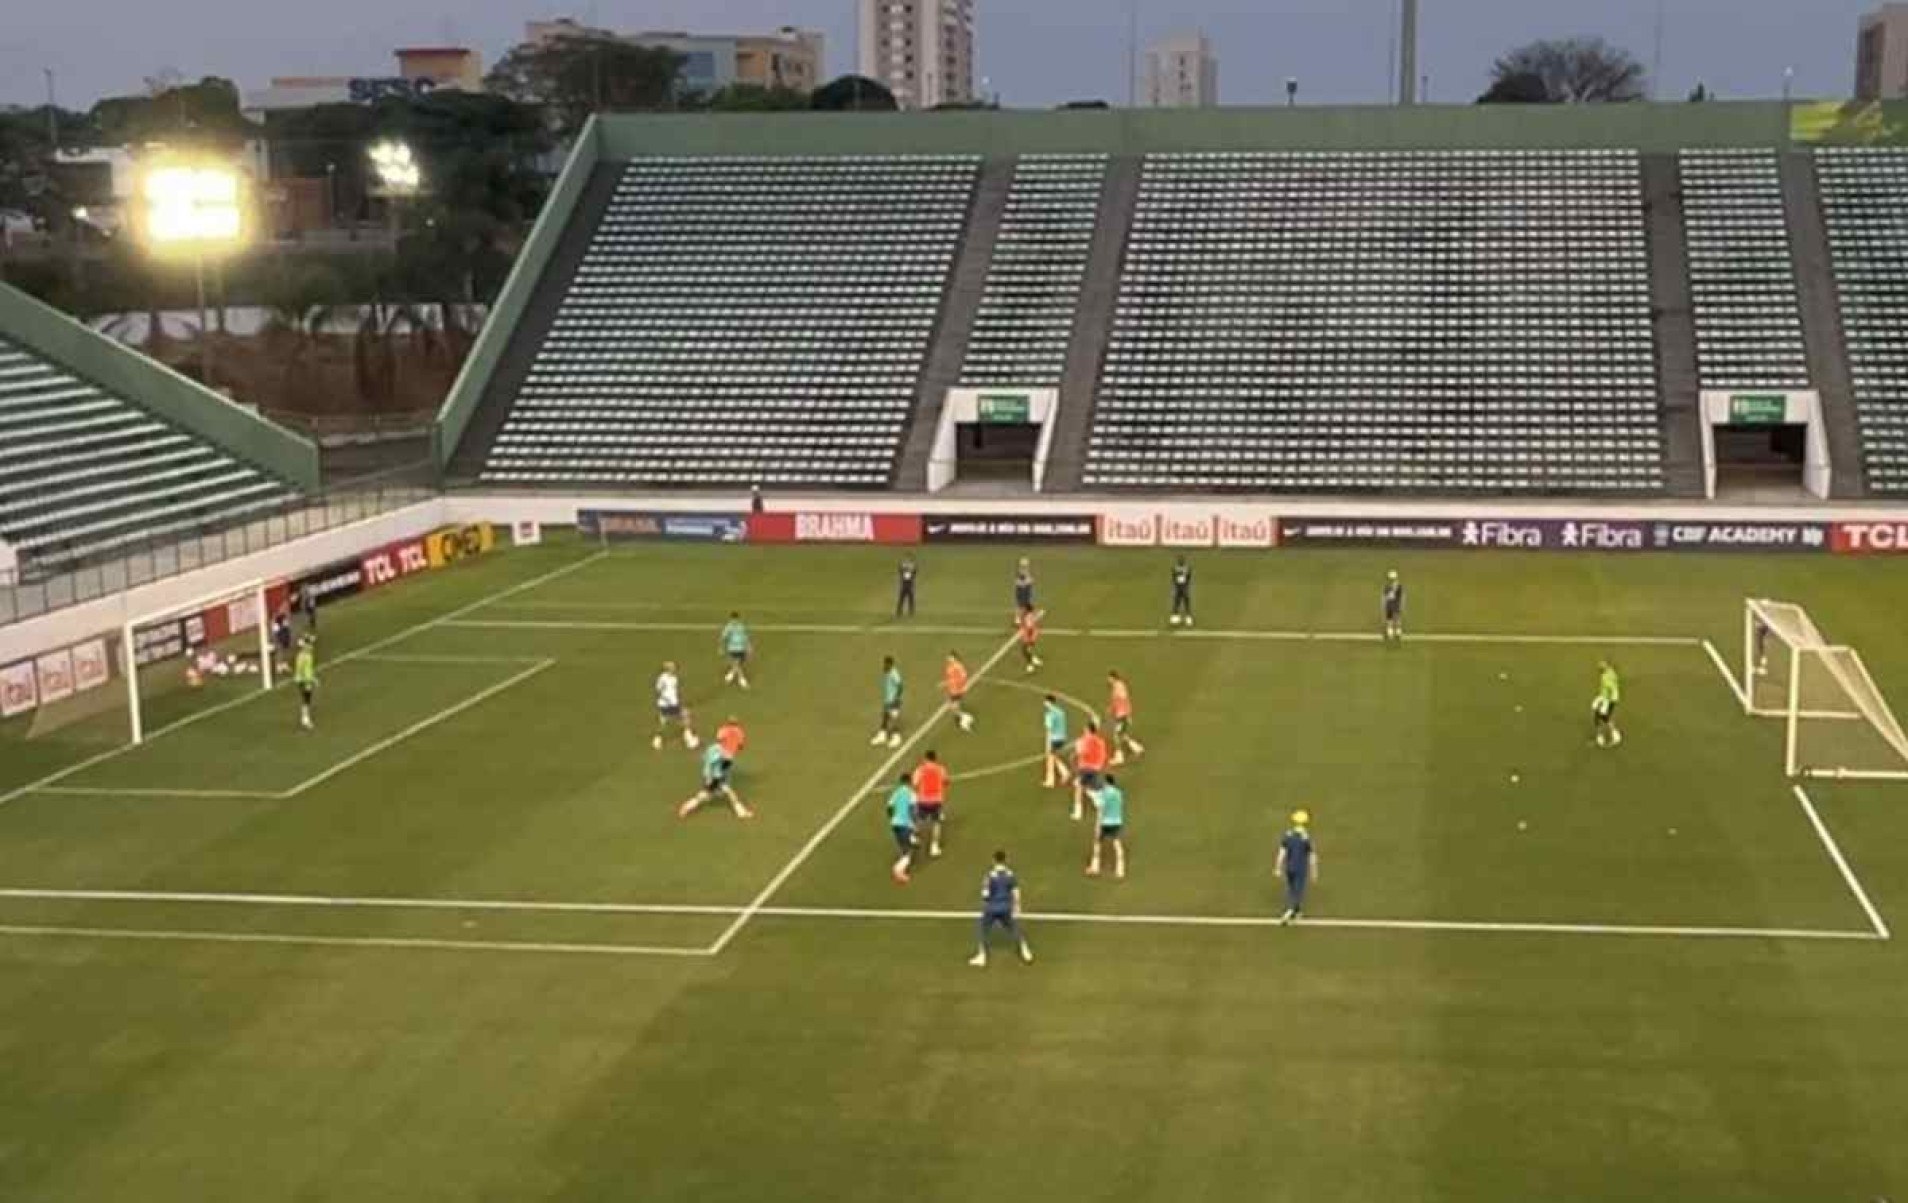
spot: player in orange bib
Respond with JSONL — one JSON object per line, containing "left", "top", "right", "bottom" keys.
{"left": 716, "top": 717, "right": 747, "bottom": 762}
{"left": 1017, "top": 608, "right": 1044, "bottom": 674}
{"left": 1072, "top": 719, "right": 1110, "bottom": 821}
{"left": 1107, "top": 670, "right": 1145, "bottom": 765}
{"left": 912, "top": 749, "right": 950, "bottom": 859}
{"left": 943, "top": 652, "right": 976, "bottom": 732}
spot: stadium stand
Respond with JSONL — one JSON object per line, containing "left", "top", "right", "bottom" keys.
{"left": 477, "top": 155, "right": 979, "bottom": 488}
{"left": 959, "top": 155, "right": 1106, "bottom": 386}
{"left": 1678, "top": 150, "right": 1810, "bottom": 391}
{"left": 1083, "top": 150, "right": 1665, "bottom": 492}
{"left": 0, "top": 334, "right": 299, "bottom": 575}
{"left": 1814, "top": 147, "right": 1908, "bottom": 493}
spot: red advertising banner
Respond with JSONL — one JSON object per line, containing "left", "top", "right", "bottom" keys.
{"left": 1831, "top": 521, "right": 1908, "bottom": 554}
{"left": 747, "top": 513, "right": 922, "bottom": 545}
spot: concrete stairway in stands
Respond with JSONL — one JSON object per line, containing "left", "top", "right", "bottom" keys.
{"left": 1640, "top": 154, "right": 1707, "bottom": 498}
{"left": 892, "top": 159, "right": 1015, "bottom": 492}
{"left": 1781, "top": 151, "right": 1866, "bottom": 498}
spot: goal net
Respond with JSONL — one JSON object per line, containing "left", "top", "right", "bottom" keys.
{"left": 1735, "top": 598, "right": 1908, "bottom": 780}
{"left": 122, "top": 580, "right": 274, "bottom": 745}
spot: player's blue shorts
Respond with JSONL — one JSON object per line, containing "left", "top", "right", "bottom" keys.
{"left": 658, "top": 704, "right": 683, "bottom": 721}
{"left": 1099, "top": 823, "right": 1123, "bottom": 839}
{"left": 703, "top": 768, "right": 729, "bottom": 790}
{"left": 914, "top": 802, "right": 944, "bottom": 823}
{"left": 1384, "top": 602, "right": 1401, "bottom": 620}
{"left": 980, "top": 907, "right": 1016, "bottom": 930}
{"left": 1015, "top": 586, "right": 1033, "bottom": 610}
{"left": 892, "top": 826, "right": 915, "bottom": 852}
{"left": 1048, "top": 738, "right": 1067, "bottom": 753}
{"left": 727, "top": 650, "right": 749, "bottom": 664}
{"left": 1079, "top": 769, "right": 1104, "bottom": 790}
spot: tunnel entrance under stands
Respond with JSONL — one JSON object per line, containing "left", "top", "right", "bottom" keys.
{"left": 1712, "top": 424, "right": 1810, "bottom": 499}
{"left": 954, "top": 421, "right": 1041, "bottom": 483}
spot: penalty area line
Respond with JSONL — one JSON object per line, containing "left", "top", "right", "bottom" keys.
{"left": 1793, "top": 784, "right": 1891, "bottom": 940}
{"left": 0, "top": 924, "right": 713, "bottom": 958}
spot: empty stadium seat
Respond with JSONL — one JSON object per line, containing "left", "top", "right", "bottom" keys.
{"left": 479, "top": 155, "right": 980, "bottom": 489}
{"left": 1679, "top": 149, "right": 1810, "bottom": 391}
{"left": 1815, "top": 147, "right": 1908, "bottom": 493}
{"left": 1083, "top": 150, "right": 1666, "bottom": 493}
{"left": 960, "top": 155, "right": 1105, "bottom": 386}
{"left": 0, "top": 336, "right": 296, "bottom": 575}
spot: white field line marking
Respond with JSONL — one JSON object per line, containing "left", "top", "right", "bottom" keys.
{"left": 0, "top": 550, "right": 609, "bottom": 812}
{"left": 704, "top": 628, "right": 1024, "bottom": 956}
{"left": 1703, "top": 638, "right": 1750, "bottom": 708}
{"left": 1793, "top": 784, "right": 1892, "bottom": 939}
{"left": 448, "top": 618, "right": 1700, "bottom": 649}
{"left": 491, "top": 600, "right": 1014, "bottom": 620}
{"left": 358, "top": 653, "right": 553, "bottom": 666}
{"left": 0, "top": 890, "right": 1876, "bottom": 944}
{"left": 32, "top": 787, "right": 279, "bottom": 800}
{"left": 280, "top": 660, "right": 555, "bottom": 798}
{"left": 0, "top": 924, "right": 712, "bottom": 958}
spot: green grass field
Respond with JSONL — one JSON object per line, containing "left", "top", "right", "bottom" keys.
{"left": 3, "top": 536, "right": 1907, "bottom": 1202}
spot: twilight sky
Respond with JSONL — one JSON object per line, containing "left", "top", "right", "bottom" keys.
{"left": 0, "top": 0, "right": 1880, "bottom": 111}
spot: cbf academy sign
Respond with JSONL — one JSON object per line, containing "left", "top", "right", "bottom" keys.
{"left": 1278, "top": 517, "right": 1829, "bottom": 552}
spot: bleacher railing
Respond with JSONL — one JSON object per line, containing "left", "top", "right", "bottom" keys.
{"left": 0, "top": 460, "right": 437, "bottom": 627}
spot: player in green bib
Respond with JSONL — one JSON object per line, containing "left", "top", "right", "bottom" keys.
{"left": 1041, "top": 694, "right": 1072, "bottom": 789}
{"left": 871, "top": 656, "right": 904, "bottom": 748}
{"left": 1593, "top": 660, "right": 1623, "bottom": 748}
{"left": 1087, "top": 774, "right": 1127, "bottom": 879}
{"left": 293, "top": 637, "right": 318, "bottom": 731}
{"left": 886, "top": 774, "right": 917, "bottom": 883}
{"left": 720, "top": 612, "right": 752, "bottom": 689}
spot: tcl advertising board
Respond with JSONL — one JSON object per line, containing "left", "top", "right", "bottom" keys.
{"left": 1831, "top": 521, "right": 1908, "bottom": 554}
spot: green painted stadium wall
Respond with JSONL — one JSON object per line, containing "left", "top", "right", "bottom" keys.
{"left": 595, "top": 101, "right": 1796, "bottom": 158}
{"left": 434, "top": 116, "right": 604, "bottom": 468}
{"left": 0, "top": 280, "right": 319, "bottom": 491}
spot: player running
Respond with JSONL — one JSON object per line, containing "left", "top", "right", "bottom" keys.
{"left": 887, "top": 772, "right": 918, "bottom": 883}
{"left": 969, "top": 849, "right": 1034, "bottom": 966}
{"left": 1013, "top": 558, "right": 1035, "bottom": 619}
{"left": 716, "top": 716, "right": 747, "bottom": 766}
{"left": 1041, "top": 694, "right": 1073, "bottom": 789}
{"left": 719, "top": 612, "right": 752, "bottom": 689}
{"left": 1107, "top": 670, "right": 1144, "bottom": 765}
{"left": 653, "top": 661, "right": 699, "bottom": 750}
{"left": 912, "top": 749, "right": 950, "bottom": 860}
{"left": 1382, "top": 570, "right": 1405, "bottom": 642}
{"left": 1017, "top": 607, "right": 1044, "bottom": 674}
{"left": 1071, "top": 719, "right": 1110, "bottom": 821}
{"left": 1087, "top": 773, "right": 1127, "bottom": 879}
{"left": 294, "top": 635, "right": 318, "bottom": 731}
{"left": 944, "top": 651, "right": 976, "bottom": 732}
{"left": 678, "top": 741, "right": 753, "bottom": 820}
{"left": 871, "top": 656, "right": 905, "bottom": 747}
{"left": 1169, "top": 556, "right": 1194, "bottom": 626}
{"left": 1593, "top": 660, "right": 1623, "bottom": 748}
{"left": 896, "top": 556, "right": 918, "bottom": 618}
{"left": 1276, "top": 810, "right": 1318, "bottom": 923}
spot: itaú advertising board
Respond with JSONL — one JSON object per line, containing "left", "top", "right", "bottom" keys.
{"left": 1099, "top": 509, "right": 1278, "bottom": 548}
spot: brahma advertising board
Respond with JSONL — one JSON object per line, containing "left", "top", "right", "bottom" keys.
{"left": 746, "top": 512, "right": 922, "bottom": 544}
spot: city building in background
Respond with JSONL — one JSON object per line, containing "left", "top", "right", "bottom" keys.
{"left": 525, "top": 19, "right": 824, "bottom": 94}
{"left": 241, "top": 47, "right": 484, "bottom": 114}
{"left": 1144, "top": 32, "right": 1218, "bottom": 108}
{"left": 1857, "top": 4, "right": 1908, "bottom": 98}
{"left": 857, "top": 0, "right": 975, "bottom": 109}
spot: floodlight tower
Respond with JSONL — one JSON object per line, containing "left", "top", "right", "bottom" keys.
{"left": 367, "top": 140, "right": 423, "bottom": 241}
{"left": 1398, "top": 0, "right": 1419, "bottom": 105}
{"left": 135, "top": 160, "right": 248, "bottom": 386}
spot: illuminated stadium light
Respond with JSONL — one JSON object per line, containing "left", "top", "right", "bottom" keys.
{"left": 368, "top": 140, "right": 423, "bottom": 197}
{"left": 141, "top": 164, "right": 246, "bottom": 246}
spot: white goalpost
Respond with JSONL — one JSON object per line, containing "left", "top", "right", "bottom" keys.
{"left": 1727, "top": 598, "right": 1908, "bottom": 780}
{"left": 121, "top": 579, "right": 274, "bottom": 745}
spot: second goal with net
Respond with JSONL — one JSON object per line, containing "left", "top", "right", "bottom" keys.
{"left": 1726, "top": 598, "right": 1908, "bottom": 780}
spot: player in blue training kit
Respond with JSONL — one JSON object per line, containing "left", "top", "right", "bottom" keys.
{"left": 1013, "top": 558, "right": 1035, "bottom": 619}
{"left": 887, "top": 774, "right": 918, "bottom": 883}
{"left": 1276, "top": 809, "right": 1318, "bottom": 923}
{"left": 1382, "top": 571, "right": 1405, "bottom": 642}
{"left": 1169, "top": 556, "right": 1194, "bottom": 626}
{"left": 896, "top": 556, "right": 918, "bottom": 618}
{"left": 970, "top": 850, "right": 1034, "bottom": 966}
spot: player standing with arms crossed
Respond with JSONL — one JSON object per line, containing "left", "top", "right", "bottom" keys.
{"left": 1071, "top": 719, "right": 1110, "bottom": 821}
{"left": 912, "top": 750, "right": 950, "bottom": 860}
{"left": 1169, "top": 555, "right": 1194, "bottom": 626}
{"left": 719, "top": 612, "right": 752, "bottom": 689}
{"left": 1276, "top": 810, "right": 1318, "bottom": 923}
{"left": 944, "top": 651, "right": 976, "bottom": 732}
{"left": 871, "top": 656, "right": 905, "bottom": 747}
{"left": 1107, "top": 670, "right": 1144, "bottom": 765}
{"left": 653, "top": 661, "right": 699, "bottom": 750}
{"left": 896, "top": 556, "right": 918, "bottom": 618}
{"left": 969, "top": 850, "right": 1034, "bottom": 966}
{"left": 1382, "top": 570, "right": 1406, "bottom": 642}
{"left": 1041, "top": 693, "right": 1072, "bottom": 789}
{"left": 1593, "top": 660, "right": 1623, "bottom": 748}
{"left": 1087, "top": 773, "right": 1128, "bottom": 879}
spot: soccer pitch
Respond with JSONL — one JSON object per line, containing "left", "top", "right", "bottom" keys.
{"left": 1, "top": 538, "right": 1906, "bottom": 1201}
